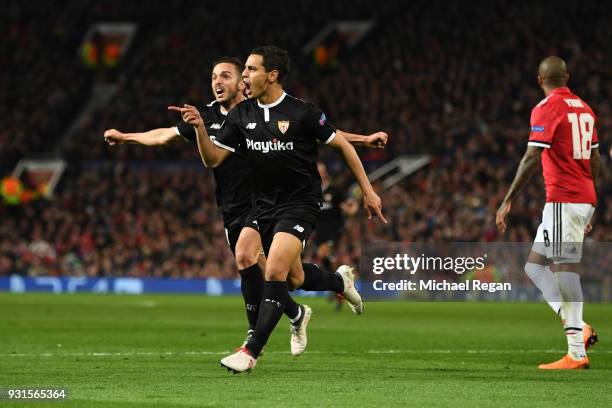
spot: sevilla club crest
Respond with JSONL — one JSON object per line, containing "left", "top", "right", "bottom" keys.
{"left": 277, "top": 120, "right": 290, "bottom": 134}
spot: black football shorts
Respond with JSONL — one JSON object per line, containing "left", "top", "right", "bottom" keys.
{"left": 224, "top": 222, "right": 244, "bottom": 255}
{"left": 250, "top": 205, "right": 320, "bottom": 255}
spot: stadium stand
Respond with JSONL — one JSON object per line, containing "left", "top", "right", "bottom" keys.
{"left": 1, "top": 0, "right": 609, "bottom": 277}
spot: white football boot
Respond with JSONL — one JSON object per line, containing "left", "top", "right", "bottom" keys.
{"left": 290, "top": 305, "right": 313, "bottom": 356}
{"left": 220, "top": 347, "right": 256, "bottom": 374}
{"left": 336, "top": 265, "right": 364, "bottom": 314}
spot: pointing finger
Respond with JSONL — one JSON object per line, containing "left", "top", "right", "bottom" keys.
{"left": 168, "top": 106, "right": 188, "bottom": 113}
{"left": 496, "top": 214, "right": 506, "bottom": 233}
{"left": 374, "top": 205, "right": 388, "bottom": 224}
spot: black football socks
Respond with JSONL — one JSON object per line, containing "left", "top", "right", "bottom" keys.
{"left": 284, "top": 295, "right": 302, "bottom": 325}
{"left": 300, "top": 263, "right": 343, "bottom": 293}
{"left": 240, "top": 263, "right": 302, "bottom": 331}
{"left": 247, "top": 281, "right": 289, "bottom": 357}
{"left": 239, "top": 264, "right": 264, "bottom": 331}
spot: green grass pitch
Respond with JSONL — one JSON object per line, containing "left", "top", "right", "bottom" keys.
{"left": 0, "top": 294, "right": 610, "bottom": 407}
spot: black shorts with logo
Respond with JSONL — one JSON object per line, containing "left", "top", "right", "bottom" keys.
{"left": 246, "top": 204, "right": 320, "bottom": 256}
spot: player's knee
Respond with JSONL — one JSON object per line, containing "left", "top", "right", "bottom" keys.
{"left": 287, "top": 274, "right": 302, "bottom": 291}
{"left": 235, "top": 249, "right": 258, "bottom": 270}
{"left": 265, "top": 264, "right": 289, "bottom": 281}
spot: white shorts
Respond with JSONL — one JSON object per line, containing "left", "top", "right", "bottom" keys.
{"left": 532, "top": 202, "right": 595, "bottom": 264}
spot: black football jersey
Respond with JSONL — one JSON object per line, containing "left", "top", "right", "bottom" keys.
{"left": 214, "top": 93, "right": 337, "bottom": 218}
{"left": 175, "top": 101, "right": 252, "bottom": 226}
{"left": 315, "top": 183, "right": 346, "bottom": 243}
{"left": 320, "top": 183, "right": 345, "bottom": 224}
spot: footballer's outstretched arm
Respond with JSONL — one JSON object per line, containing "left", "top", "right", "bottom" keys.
{"left": 338, "top": 130, "right": 389, "bottom": 149}
{"left": 496, "top": 146, "right": 542, "bottom": 232}
{"left": 502, "top": 146, "right": 542, "bottom": 202}
{"left": 168, "top": 104, "right": 231, "bottom": 168}
{"left": 104, "top": 128, "right": 181, "bottom": 146}
{"left": 327, "top": 134, "right": 387, "bottom": 223}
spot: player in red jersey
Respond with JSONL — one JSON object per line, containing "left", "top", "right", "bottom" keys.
{"left": 496, "top": 56, "right": 602, "bottom": 370}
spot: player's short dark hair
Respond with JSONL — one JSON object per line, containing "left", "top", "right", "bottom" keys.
{"left": 250, "top": 46, "right": 290, "bottom": 83}
{"left": 212, "top": 56, "right": 243, "bottom": 76}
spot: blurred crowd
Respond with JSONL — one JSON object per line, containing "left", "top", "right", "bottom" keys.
{"left": 0, "top": 163, "right": 238, "bottom": 278}
{"left": 1, "top": 0, "right": 610, "bottom": 278}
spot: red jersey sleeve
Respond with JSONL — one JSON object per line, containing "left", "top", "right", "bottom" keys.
{"left": 528, "top": 101, "right": 560, "bottom": 148}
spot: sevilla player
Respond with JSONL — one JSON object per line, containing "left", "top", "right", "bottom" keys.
{"left": 496, "top": 56, "right": 601, "bottom": 369}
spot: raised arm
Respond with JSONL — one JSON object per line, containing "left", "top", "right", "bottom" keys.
{"left": 168, "top": 104, "right": 231, "bottom": 168}
{"left": 337, "top": 130, "right": 388, "bottom": 149}
{"left": 104, "top": 128, "right": 181, "bottom": 146}
{"left": 327, "top": 134, "right": 387, "bottom": 223}
{"left": 496, "top": 146, "right": 542, "bottom": 233}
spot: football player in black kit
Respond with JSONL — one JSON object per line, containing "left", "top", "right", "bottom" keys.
{"left": 315, "top": 162, "right": 360, "bottom": 310}
{"left": 105, "top": 57, "right": 388, "bottom": 358}
{"left": 173, "top": 46, "right": 387, "bottom": 373}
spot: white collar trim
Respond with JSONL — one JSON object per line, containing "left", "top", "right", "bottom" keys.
{"left": 257, "top": 92, "right": 287, "bottom": 108}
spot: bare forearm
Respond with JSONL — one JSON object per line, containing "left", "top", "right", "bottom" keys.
{"left": 338, "top": 141, "right": 374, "bottom": 195}
{"left": 124, "top": 128, "right": 178, "bottom": 145}
{"left": 195, "top": 122, "right": 227, "bottom": 167}
{"left": 327, "top": 130, "right": 386, "bottom": 222}
{"left": 337, "top": 130, "right": 368, "bottom": 146}
{"left": 503, "top": 148, "right": 541, "bottom": 203}
{"left": 167, "top": 104, "right": 230, "bottom": 167}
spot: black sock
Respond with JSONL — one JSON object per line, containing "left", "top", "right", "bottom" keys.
{"left": 239, "top": 264, "right": 264, "bottom": 331}
{"left": 301, "top": 263, "right": 343, "bottom": 293}
{"left": 247, "top": 281, "right": 288, "bottom": 357}
{"left": 284, "top": 295, "right": 301, "bottom": 322}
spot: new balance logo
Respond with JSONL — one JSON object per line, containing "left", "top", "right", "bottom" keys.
{"left": 245, "top": 122, "right": 257, "bottom": 130}
{"left": 246, "top": 139, "right": 294, "bottom": 154}
{"left": 210, "top": 123, "right": 222, "bottom": 130}
{"left": 293, "top": 224, "right": 304, "bottom": 233}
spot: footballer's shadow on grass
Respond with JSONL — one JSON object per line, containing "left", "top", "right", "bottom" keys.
{"left": 196, "top": 365, "right": 316, "bottom": 378}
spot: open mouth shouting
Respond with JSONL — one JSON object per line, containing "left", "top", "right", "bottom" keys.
{"left": 243, "top": 80, "right": 252, "bottom": 98}
{"left": 215, "top": 85, "right": 225, "bottom": 99}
